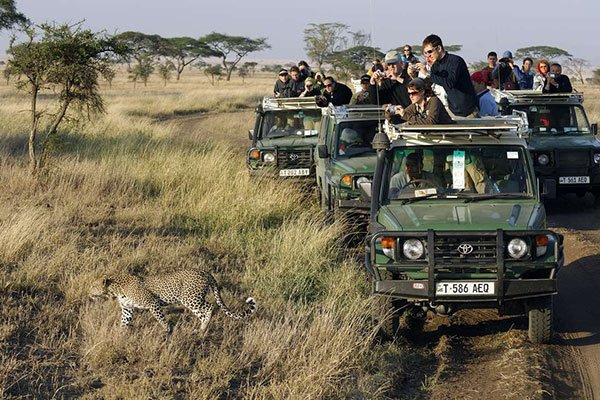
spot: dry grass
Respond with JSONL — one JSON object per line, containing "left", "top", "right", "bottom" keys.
{"left": 0, "top": 70, "right": 433, "bottom": 399}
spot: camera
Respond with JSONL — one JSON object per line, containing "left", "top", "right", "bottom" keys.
{"left": 386, "top": 105, "right": 397, "bottom": 114}
{"left": 549, "top": 73, "right": 556, "bottom": 79}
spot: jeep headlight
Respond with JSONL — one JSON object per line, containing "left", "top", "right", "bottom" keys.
{"left": 355, "top": 176, "right": 371, "bottom": 189}
{"left": 593, "top": 153, "right": 600, "bottom": 165}
{"left": 535, "top": 234, "right": 549, "bottom": 257}
{"left": 537, "top": 154, "right": 549, "bottom": 166}
{"left": 403, "top": 239, "right": 424, "bottom": 260}
{"left": 263, "top": 152, "right": 275, "bottom": 163}
{"left": 507, "top": 238, "right": 528, "bottom": 259}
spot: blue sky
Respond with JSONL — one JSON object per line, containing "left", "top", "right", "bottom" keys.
{"left": 4, "top": 0, "right": 599, "bottom": 65}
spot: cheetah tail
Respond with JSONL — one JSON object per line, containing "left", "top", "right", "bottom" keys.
{"left": 212, "top": 286, "right": 257, "bottom": 320}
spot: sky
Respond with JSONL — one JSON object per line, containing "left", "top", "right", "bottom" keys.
{"left": 4, "top": 0, "right": 600, "bottom": 66}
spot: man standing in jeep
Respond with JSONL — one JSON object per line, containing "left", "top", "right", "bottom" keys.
{"left": 415, "top": 34, "right": 479, "bottom": 117}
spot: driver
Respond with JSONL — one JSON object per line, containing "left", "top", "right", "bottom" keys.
{"left": 338, "top": 128, "right": 362, "bottom": 155}
{"left": 389, "top": 152, "right": 444, "bottom": 198}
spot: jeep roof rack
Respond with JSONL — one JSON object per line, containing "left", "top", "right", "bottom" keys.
{"left": 491, "top": 89, "right": 584, "bottom": 105}
{"left": 262, "top": 96, "right": 321, "bottom": 110}
{"left": 386, "top": 111, "right": 529, "bottom": 141}
{"left": 327, "top": 104, "right": 385, "bottom": 120}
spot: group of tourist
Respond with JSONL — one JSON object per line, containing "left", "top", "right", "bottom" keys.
{"left": 273, "top": 34, "right": 574, "bottom": 125}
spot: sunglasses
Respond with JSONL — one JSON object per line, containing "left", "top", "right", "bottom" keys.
{"left": 306, "top": 84, "right": 313, "bottom": 88}
{"left": 403, "top": 49, "right": 410, "bottom": 52}
{"left": 408, "top": 91, "right": 421, "bottom": 96}
{"left": 423, "top": 47, "right": 437, "bottom": 55}
{"left": 325, "top": 83, "right": 333, "bottom": 87}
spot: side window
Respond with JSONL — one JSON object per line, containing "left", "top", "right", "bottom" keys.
{"left": 326, "top": 118, "right": 336, "bottom": 150}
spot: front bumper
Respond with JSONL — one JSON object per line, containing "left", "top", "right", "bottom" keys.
{"left": 365, "top": 229, "right": 563, "bottom": 304}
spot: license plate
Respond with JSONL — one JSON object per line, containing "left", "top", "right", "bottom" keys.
{"left": 279, "top": 168, "right": 310, "bottom": 177}
{"left": 559, "top": 176, "right": 589, "bottom": 184}
{"left": 435, "top": 281, "right": 495, "bottom": 296}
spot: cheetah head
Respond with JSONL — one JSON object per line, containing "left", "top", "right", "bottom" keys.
{"left": 89, "top": 276, "right": 113, "bottom": 300}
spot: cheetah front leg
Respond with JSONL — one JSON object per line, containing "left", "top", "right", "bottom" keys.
{"left": 149, "top": 303, "right": 172, "bottom": 334}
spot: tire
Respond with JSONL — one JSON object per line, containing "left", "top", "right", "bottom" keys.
{"left": 374, "top": 295, "right": 401, "bottom": 340}
{"left": 527, "top": 296, "right": 553, "bottom": 344}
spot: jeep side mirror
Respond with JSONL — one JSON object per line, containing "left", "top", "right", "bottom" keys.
{"left": 592, "top": 123, "right": 598, "bottom": 136}
{"left": 358, "top": 181, "right": 372, "bottom": 200}
{"left": 317, "top": 144, "right": 329, "bottom": 159}
{"left": 248, "top": 129, "right": 254, "bottom": 140}
{"left": 540, "top": 179, "right": 556, "bottom": 200}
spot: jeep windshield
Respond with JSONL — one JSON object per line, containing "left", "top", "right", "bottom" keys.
{"left": 386, "top": 145, "right": 534, "bottom": 201}
{"left": 259, "top": 110, "right": 322, "bottom": 139}
{"left": 512, "top": 104, "right": 591, "bottom": 135}
{"left": 336, "top": 120, "right": 379, "bottom": 158}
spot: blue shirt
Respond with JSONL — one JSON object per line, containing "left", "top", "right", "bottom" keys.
{"left": 477, "top": 90, "right": 499, "bottom": 116}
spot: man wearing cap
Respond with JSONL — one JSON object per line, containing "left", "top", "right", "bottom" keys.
{"left": 394, "top": 78, "right": 454, "bottom": 125}
{"left": 492, "top": 51, "right": 519, "bottom": 90}
{"left": 416, "top": 34, "right": 478, "bottom": 117}
{"left": 350, "top": 74, "right": 372, "bottom": 105}
{"left": 273, "top": 69, "right": 293, "bottom": 98}
{"left": 471, "top": 71, "right": 499, "bottom": 116}
{"left": 369, "top": 50, "right": 411, "bottom": 111}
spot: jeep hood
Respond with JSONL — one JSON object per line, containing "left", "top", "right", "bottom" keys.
{"left": 257, "top": 136, "right": 318, "bottom": 148}
{"left": 333, "top": 154, "right": 377, "bottom": 174}
{"left": 529, "top": 134, "right": 600, "bottom": 151}
{"left": 378, "top": 201, "right": 544, "bottom": 231}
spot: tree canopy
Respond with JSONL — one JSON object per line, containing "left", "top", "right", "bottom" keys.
{"left": 200, "top": 32, "right": 270, "bottom": 81}
{"left": 303, "top": 22, "right": 349, "bottom": 70}
{"left": 515, "top": 46, "right": 572, "bottom": 61}
{"left": 0, "top": 0, "right": 27, "bottom": 31}
{"left": 159, "top": 37, "right": 219, "bottom": 80}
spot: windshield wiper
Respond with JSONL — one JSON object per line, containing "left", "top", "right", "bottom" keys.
{"left": 462, "top": 193, "right": 532, "bottom": 203}
{"left": 401, "top": 192, "right": 447, "bottom": 204}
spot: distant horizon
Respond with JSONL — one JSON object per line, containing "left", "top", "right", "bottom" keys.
{"left": 3, "top": 0, "right": 599, "bottom": 69}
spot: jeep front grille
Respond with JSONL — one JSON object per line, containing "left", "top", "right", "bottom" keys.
{"left": 277, "top": 149, "right": 312, "bottom": 168}
{"left": 556, "top": 150, "right": 589, "bottom": 167}
{"left": 434, "top": 236, "right": 497, "bottom": 265}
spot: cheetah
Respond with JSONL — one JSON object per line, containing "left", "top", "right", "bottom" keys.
{"left": 89, "top": 269, "right": 256, "bottom": 334}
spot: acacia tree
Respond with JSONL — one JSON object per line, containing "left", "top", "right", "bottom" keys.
{"left": 129, "top": 54, "right": 154, "bottom": 87}
{"left": 202, "top": 64, "right": 223, "bottom": 86}
{"left": 157, "top": 60, "right": 175, "bottom": 86}
{"left": 303, "top": 22, "right": 349, "bottom": 70}
{"left": 515, "top": 46, "right": 572, "bottom": 61}
{"left": 327, "top": 45, "right": 383, "bottom": 79}
{"left": 5, "top": 23, "right": 118, "bottom": 171}
{"left": 159, "top": 37, "right": 218, "bottom": 80}
{"left": 114, "top": 31, "right": 162, "bottom": 85}
{"left": 0, "top": 0, "right": 28, "bottom": 31}
{"left": 200, "top": 32, "right": 270, "bottom": 81}
{"left": 564, "top": 57, "right": 590, "bottom": 85}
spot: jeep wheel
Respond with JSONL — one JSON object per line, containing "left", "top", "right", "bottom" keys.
{"left": 374, "top": 295, "right": 402, "bottom": 340}
{"left": 527, "top": 296, "right": 553, "bottom": 344}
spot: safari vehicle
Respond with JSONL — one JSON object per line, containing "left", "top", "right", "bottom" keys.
{"left": 493, "top": 90, "right": 600, "bottom": 199}
{"left": 363, "top": 114, "right": 564, "bottom": 344}
{"left": 315, "top": 104, "right": 384, "bottom": 219}
{"left": 247, "top": 97, "right": 322, "bottom": 178}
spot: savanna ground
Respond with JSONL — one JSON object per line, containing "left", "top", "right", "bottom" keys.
{"left": 0, "top": 68, "right": 599, "bottom": 399}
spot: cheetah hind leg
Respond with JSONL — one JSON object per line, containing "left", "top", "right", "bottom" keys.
{"left": 184, "top": 301, "right": 214, "bottom": 336}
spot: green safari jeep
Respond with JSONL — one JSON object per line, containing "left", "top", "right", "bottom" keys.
{"left": 247, "top": 97, "right": 322, "bottom": 178}
{"left": 493, "top": 90, "right": 600, "bottom": 199}
{"left": 315, "top": 104, "right": 384, "bottom": 220}
{"left": 363, "top": 115, "right": 564, "bottom": 343}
